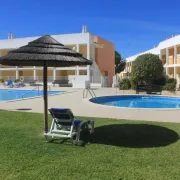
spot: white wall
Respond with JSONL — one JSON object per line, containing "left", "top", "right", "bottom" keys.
{"left": 126, "top": 35, "right": 180, "bottom": 63}
{"left": 68, "top": 75, "right": 89, "bottom": 83}
{"left": 0, "top": 33, "right": 91, "bottom": 49}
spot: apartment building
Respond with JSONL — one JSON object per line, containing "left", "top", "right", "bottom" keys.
{"left": 121, "top": 34, "right": 180, "bottom": 86}
{"left": 0, "top": 26, "right": 115, "bottom": 87}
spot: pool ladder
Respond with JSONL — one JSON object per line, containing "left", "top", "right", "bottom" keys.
{"left": 142, "top": 97, "right": 149, "bottom": 100}
{"left": 22, "top": 87, "right": 40, "bottom": 98}
{"left": 22, "top": 86, "right": 51, "bottom": 98}
{"left": 83, "top": 87, "right": 96, "bottom": 99}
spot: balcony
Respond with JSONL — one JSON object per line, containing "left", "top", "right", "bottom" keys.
{"left": 177, "top": 56, "right": 180, "bottom": 64}
{"left": 168, "top": 56, "right": 174, "bottom": 65}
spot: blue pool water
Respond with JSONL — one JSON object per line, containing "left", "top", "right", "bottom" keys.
{"left": 90, "top": 95, "right": 180, "bottom": 108}
{"left": 0, "top": 89, "right": 62, "bottom": 101}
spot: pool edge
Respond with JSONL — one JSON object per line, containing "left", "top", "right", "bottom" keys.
{"left": 0, "top": 90, "right": 65, "bottom": 103}
{"left": 85, "top": 94, "right": 180, "bottom": 111}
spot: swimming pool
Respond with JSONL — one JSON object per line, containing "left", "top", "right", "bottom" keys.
{"left": 0, "top": 89, "right": 62, "bottom": 101}
{"left": 89, "top": 95, "right": 180, "bottom": 109}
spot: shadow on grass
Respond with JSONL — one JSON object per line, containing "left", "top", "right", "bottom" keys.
{"left": 47, "top": 124, "right": 179, "bottom": 148}
{"left": 87, "top": 124, "right": 179, "bottom": 148}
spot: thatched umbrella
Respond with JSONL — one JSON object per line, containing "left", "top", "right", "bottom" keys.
{"left": 0, "top": 35, "right": 92, "bottom": 139}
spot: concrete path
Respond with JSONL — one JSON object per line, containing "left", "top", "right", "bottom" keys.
{"left": 0, "top": 86, "right": 180, "bottom": 123}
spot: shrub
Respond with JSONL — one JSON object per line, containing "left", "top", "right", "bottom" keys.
{"left": 130, "top": 78, "right": 137, "bottom": 90}
{"left": 166, "top": 78, "right": 176, "bottom": 84}
{"left": 162, "top": 78, "right": 177, "bottom": 91}
{"left": 131, "top": 53, "right": 164, "bottom": 85}
{"left": 14, "top": 79, "right": 20, "bottom": 83}
{"left": 119, "top": 78, "right": 131, "bottom": 90}
{"left": 163, "top": 83, "right": 176, "bottom": 91}
{"left": 0, "top": 78, "right": 4, "bottom": 83}
{"left": 153, "top": 76, "right": 166, "bottom": 86}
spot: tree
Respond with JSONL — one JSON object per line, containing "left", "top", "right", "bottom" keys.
{"left": 131, "top": 53, "right": 164, "bottom": 85}
{"left": 119, "top": 78, "right": 131, "bottom": 90}
{"left": 115, "top": 51, "right": 126, "bottom": 74}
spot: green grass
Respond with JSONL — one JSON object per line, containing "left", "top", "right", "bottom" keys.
{"left": 0, "top": 110, "right": 180, "bottom": 180}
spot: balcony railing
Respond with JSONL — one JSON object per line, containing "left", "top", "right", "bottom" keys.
{"left": 0, "top": 75, "right": 109, "bottom": 84}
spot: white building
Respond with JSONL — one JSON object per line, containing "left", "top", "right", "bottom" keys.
{"left": 121, "top": 34, "right": 180, "bottom": 86}
{"left": 0, "top": 26, "right": 115, "bottom": 87}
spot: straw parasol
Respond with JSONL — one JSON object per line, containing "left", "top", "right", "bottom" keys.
{"left": 0, "top": 35, "right": 92, "bottom": 139}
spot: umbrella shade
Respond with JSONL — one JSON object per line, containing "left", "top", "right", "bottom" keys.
{"left": 0, "top": 35, "right": 92, "bottom": 141}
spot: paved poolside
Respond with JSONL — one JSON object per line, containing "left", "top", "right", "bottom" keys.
{"left": 0, "top": 86, "right": 180, "bottom": 123}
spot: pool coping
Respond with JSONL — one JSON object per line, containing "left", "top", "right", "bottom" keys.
{"left": 84, "top": 94, "right": 180, "bottom": 111}
{"left": 0, "top": 88, "right": 65, "bottom": 103}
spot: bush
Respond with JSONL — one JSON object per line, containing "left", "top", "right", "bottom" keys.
{"left": 130, "top": 78, "right": 137, "bottom": 90}
{"left": 131, "top": 53, "right": 164, "bottom": 85}
{"left": 14, "top": 79, "right": 20, "bottom": 83}
{"left": 163, "top": 83, "right": 176, "bottom": 91}
{"left": 153, "top": 76, "right": 166, "bottom": 86}
{"left": 166, "top": 78, "right": 176, "bottom": 84}
{"left": 0, "top": 78, "right": 4, "bottom": 83}
{"left": 119, "top": 78, "right": 131, "bottom": 90}
{"left": 162, "top": 78, "right": 177, "bottom": 91}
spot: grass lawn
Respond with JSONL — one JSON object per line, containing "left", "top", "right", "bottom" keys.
{"left": 0, "top": 110, "right": 180, "bottom": 180}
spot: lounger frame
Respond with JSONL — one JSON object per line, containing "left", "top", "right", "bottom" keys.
{"left": 44, "top": 108, "right": 94, "bottom": 144}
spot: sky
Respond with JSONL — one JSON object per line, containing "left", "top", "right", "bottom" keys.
{"left": 1, "top": 0, "right": 180, "bottom": 58}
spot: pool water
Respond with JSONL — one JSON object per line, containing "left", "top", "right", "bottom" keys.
{"left": 0, "top": 89, "right": 62, "bottom": 101}
{"left": 90, "top": 95, "right": 180, "bottom": 108}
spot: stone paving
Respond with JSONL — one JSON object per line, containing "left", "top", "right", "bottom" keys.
{"left": 0, "top": 86, "right": 180, "bottom": 123}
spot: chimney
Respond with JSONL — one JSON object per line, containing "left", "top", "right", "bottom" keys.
{"left": 11, "top": 33, "right": 14, "bottom": 39}
{"left": 82, "top": 25, "right": 88, "bottom": 33}
{"left": 85, "top": 25, "right": 87, "bottom": 32}
{"left": 82, "top": 25, "right": 84, "bottom": 33}
{"left": 8, "top": 33, "right": 11, "bottom": 39}
{"left": 8, "top": 32, "right": 14, "bottom": 39}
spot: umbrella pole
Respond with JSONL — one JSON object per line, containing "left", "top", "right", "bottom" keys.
{"left": 43, "top": 61, "right": 48, "bottom": 142}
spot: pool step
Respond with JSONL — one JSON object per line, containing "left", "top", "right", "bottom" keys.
{"left": 142, "top": 97, "right": 149, "bottom": 100}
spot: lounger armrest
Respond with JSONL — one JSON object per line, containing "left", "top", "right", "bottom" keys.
{"left": 79, "top": 120, "right": 94, "bottom": 134}
{"left": 74, "top": 120, "right": 88, "bottom": 129}
{"left": 79, "top": 120, "right": 88, "bottom": 128}
{"left": 74, "top": 119, "right": 94, "bottom": 133}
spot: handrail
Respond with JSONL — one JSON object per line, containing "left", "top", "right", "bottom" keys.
{"left": 83, "top": 87, "right": 96, "bottom": 99}
{"left": 22, "top": 85, "right": 51, "bottom": 98}
{"left": 39, "top": 85, "right": 51, "bottom": 91}
{"left": 22, "top": 86, "right": 40, "bottom": 98}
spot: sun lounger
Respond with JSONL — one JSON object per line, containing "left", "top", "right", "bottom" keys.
{"left": 4, "top": 80, "right": 14, "bottom": 87}
{"left": 45, "top": 108, "right": 94, "bottom": 144}
{"left": 136, "top": 85, "right": 162, "bottom": 95}
{"left": 52, "top": 80, "right": 72, "bottom": 87}
{"left": 15, "top": 82, "right": 25, "bottom": 87}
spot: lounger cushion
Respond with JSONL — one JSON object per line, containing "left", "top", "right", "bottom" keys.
{"left": 74, "top": 119, "right": 92, "bottom": 128}
{"left": 74, "top": 119, "right": 85, "bottom": 128}
{"left": 49, "top": 108, "right": 74, "bottom": 126}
